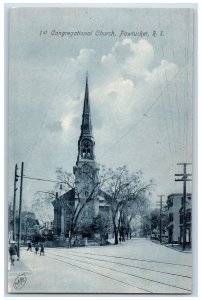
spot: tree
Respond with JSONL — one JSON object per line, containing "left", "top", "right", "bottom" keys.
{"left": 150, "top": 207, "right": 168, "bottom": 241}
{"left": 34, "top": 166, "right": 107, "bottom": 247}
{"left": 102, "top": 166, "right": 151, "bottom": 245}
{"left": 122, "top": 195, "right": 151, "bottom": 239}
{"left": 93, "top": 213, "right": 112, "bottom": 245}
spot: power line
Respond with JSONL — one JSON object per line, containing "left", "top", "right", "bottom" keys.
{"left": 99, "top": 55, "right": 192, "bottom": 161}
{"left": 24, "top": 61, "right": 72, "bottom": 169}
{"left": 157, "top": 11, "right": 177, "bottom": 160}
{"left": 169, "top": 9, "right": 182, "bottom": 163}
{"left": 23, "top": 175, "right": 61, "bottom": 184}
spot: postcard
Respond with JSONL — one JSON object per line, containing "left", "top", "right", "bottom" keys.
{"left": 8, "top": 7, "right": 194, "bottom": 294}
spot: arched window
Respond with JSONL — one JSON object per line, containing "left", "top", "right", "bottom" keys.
{"left": 81, "top": 139, "right": 92, "bottom": 159}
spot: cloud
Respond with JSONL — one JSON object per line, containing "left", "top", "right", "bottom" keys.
{"left": 10, "top": 37, "right": 191, "bottom": 214}
{"left": 43, "top": 39, "right": 180, "bottom": 164}
{"left": 101, "top": 39, "right": 154, "bottom": 79}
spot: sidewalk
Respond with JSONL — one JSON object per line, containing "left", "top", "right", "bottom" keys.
{"left": 8, "top": 255, "right": 31, "bottom": 294}
{"left": 165, "top": 243, "right": 192, "bottom": 253}
{"left": 151, "top": 239, "right": 191, "bottom": 253}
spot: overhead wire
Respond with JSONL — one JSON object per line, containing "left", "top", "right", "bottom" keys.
{"left": 169, "top": 9, "right": 183, "bottom": 163}
{"left": 24, "top": 59, "right": 71, "bottom": 171}
{"left": 98, "top": 56, "right": 192, "bottom": 163}
{"left": 157, "top": 11, "right": 178, "bottom": 167}
{"left": 185, "top": 9, "right": 191, "bottom": 162}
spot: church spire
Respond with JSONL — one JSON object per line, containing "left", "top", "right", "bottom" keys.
{"left": 81, "top": 73, "right": 92, "bottom": 134}
{"left": 75, "top": 74, "right": 95, "bottom": 164}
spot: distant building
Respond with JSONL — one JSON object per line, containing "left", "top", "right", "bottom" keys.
{"left": 166, "top": 193, "right": 192, "bottom": 244}
{"left": 52, "top": 76, "right": 110, "bottom": 240}
{"left": 179, "top": 195, "right": 192, "bottom": 245}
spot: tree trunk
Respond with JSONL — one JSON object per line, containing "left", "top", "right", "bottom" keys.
{"left": 68, "top": 230, "right": 72, "bottom": 248}
{"left": 114, "top": 231, "right": 118, "bottom": 245}
{"left": 68, "top": 236, "right": 72, "bottom": 248}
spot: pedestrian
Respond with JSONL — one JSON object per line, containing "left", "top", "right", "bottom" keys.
{"left": 27, "top": 241, "right": 32, "bottom": 251}
{"left": 119, "top": 236, "right": 122, "bottom": 243}
{"left": 40, "top": 244, "right": 45, "bottom": 256}
{"left": 35, "top": 244, "right": 39, "bottom": 254}
{"left": 9, "top": 241, "right": 18, "bottom": 266}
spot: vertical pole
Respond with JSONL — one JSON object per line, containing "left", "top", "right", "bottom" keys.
{"left": 17, "top": 162, "right": 24, "bottom": 259}
{"left": 13, "top": 164, "right": 18, "bottom": 241}
{"left": 60, "top": 207, "right": 65, "bottom": 239}
{"left": 183, "top": 164, "right": 187, "bottom": 250}
{"left": 157, "top": 195, "right": 164, "bottom": 244}
{"left": 159, "top": 197, "right": 162, "bottom": 244}
{"left": 175, "top": 162, "right": 191, "bottom": 250}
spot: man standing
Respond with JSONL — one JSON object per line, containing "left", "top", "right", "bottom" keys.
{"left": 9, "top": 241, "right": 18, "bottom": 266}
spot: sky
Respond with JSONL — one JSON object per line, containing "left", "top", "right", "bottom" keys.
{"left": 8, "top": 7, "right": 193, "bottom": 222}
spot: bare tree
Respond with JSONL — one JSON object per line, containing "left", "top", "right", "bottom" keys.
{"left": 34, "top": 166, "right": 107, "bottom": 247}
{"left": 102, "top": 166, "right": 151, "bottom": 245}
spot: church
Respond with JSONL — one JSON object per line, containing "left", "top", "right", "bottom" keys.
{"left": 52, "top": 76, "right": 110, "bottom": 241}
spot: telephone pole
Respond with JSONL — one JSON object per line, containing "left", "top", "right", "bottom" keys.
{"left": 13, "top": 164, "right": 19, "bottom": 241}
{"left": 175, "top": 163, "right": 192, "bottom": 250}
{"left": 17, "top": 162, "right": 24, "bottom": 259}
{"left": 156, "top": 195, "right": 165, "bottom": 244}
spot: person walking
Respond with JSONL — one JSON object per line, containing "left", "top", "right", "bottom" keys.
{"left": 9, "top": 241, "right": 18, "bottom": 266}
{"left": 27, "top": 241, "right": 32, "bottom": 251}
{"left": 35, "top": 244, "right": 39, "bottom": 254}
{"left": 40, "top": 244, "right": 45, "bottom": 256}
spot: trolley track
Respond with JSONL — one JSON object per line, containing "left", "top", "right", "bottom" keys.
{"left": 54, "top": 248, "right": 192, "bottom": 279}
{"left": 61, "top": 249, "right": 192, "bottom": 268}
{"left": 45, "top": 249, "right": 191, "bottom": 293}
{"left": 45, "top": 252, "right": 151, "bottom": 293}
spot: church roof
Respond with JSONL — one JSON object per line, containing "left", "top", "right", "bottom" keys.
{"left": 52, "top": 188, "right": 111, "bottom": 207}
{"left": 52, "top": 189, "right": 75, "bottom": 207}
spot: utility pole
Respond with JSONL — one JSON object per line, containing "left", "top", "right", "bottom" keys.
{"left": 13, "top": 164, "right": 19, "bottom": 241}
{"left": 156, "top": 195, "right": 165, "bottom": 244}
{"left": 175, "top": 163, "right": 192, "bottom": 251}
{"left": 17, "top": 162, "right": 24, "bottom": 259}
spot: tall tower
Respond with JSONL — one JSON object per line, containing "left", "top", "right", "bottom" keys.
{"left": 73, "top": 75, "right": 99, "bottom": 206}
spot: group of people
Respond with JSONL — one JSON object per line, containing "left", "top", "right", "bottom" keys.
{"left": 9, "top": 240, "right": 45, "bottom": 267}
{"left": 27, "top": 242, "right": 45, "bottom": 255}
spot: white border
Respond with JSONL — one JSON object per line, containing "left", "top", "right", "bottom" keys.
{"left": 1, "top": 1, "right": 200, "bottom": 300}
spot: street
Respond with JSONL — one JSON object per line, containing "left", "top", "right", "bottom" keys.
{"left": 8, "top": 238, "right": 192, "bottom": 294}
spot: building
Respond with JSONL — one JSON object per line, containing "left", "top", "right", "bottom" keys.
{"left": 166, "top": 193, "right": 192, "bottom": 244}
{"left": 52, "top": 76, "right": 109, "bottom": 240}
{"left": 179, "top": 194, "right": 192, "bottom": 245}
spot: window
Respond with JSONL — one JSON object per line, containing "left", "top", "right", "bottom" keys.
{"left": 169, "top": 213, "right": 173, "bottom": 222}
{"left": 99, "top": 206, "right": 109, "bottom": 214}
{"left": 81, "top": 139, "right": 93, "bottom": 159}
{"left": 186, "top": 211, "right": 191, "bottom": 222}
{"left": 168, "top": 198, "right": 173, "bottom": 209}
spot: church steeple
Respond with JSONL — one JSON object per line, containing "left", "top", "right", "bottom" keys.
{"left": 76, "top": 74, "right": 95, "bottom": 164}
{"left": 81, "top": 73, "right": 92, "bottom": 135}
